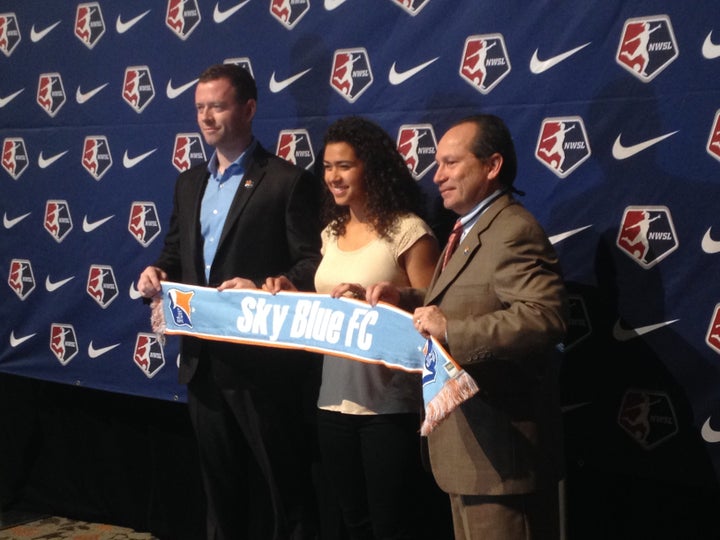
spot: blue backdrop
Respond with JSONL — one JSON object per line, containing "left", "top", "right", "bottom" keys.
{"left": 2, "top": 0, "right": 720, "bottom": 488}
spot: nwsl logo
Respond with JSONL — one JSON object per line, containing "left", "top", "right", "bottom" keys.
{"left": 44, "top": 200, "right": 73, "bottom": 242}
{"left": 50, "top": 324, "right": 79, "bottom": 365}
{"left": 330, "top": 48, "right": 373, "bottom": 103}
{"left": 616, "top": 206, "right": 678, "bottom": 269}
{"left": 172, "top": 133, "right": 205, "bottom": 172}
{"left": 392, "top": 0, "right": 431, "bottom": 16}
{"left": 617, "top": 389, "right": 677, "bottom": 450}
{"left": 123, "top": 66, "right": 155, "bottom": 113}
{"left": 8, "top": 259, "right": 35, "bottom": 300}
{"left": 0, "top": 13, "right": 21, "bottom": 57}
{"left": 224, "top": 57, "right": 254, "bottom": 77}
{"left": 270, "top": 0, "right": 310, "bottom": 29}
{"left": 706, "top": 304, "right": 720, "bottom": 355}
{"left": 86, "top": 264, "right": 119, "bottom": 308}
{"left": 276, "top": 130, "right": 314, "bottom": 170}
{"left": 616, "top": 15, "right": 678, "bottom": 82}
{"left": 459, "top": 34, "right": 511, "bottom": 94}
{"left": 707, "top": 109, "right": 720, "bottom": 162}
{"left": 37, "top": 73, "right": 66, "bottom": 117}
{"left": 134, "top": 333, "right": 166, "bottom": 378}
{"left": 82, "top": 136, "right": 113, "bottom": 180}
{"left": 166, "top": 0, "right": 201, "bottom": 40}
{"left": 128, "top": 202, "right": 161, "bottom": 247}
{"left": 2, "top": 137, "right": 28, "bottom": 180}
{"left": 75, "top": 2, "right": 105, "bottom": 49}
{"left": 535, "top": 117, "right": 591, "bottom": 178}
{"left": 167, "top": 288, "right": 194, "bottom": 327}
{"left": 397, "top": 124, "right": 437, "bottom": 180}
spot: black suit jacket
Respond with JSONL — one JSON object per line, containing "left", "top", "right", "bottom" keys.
{"left": 154, "top": 142, "right": 322, "bottom": 385}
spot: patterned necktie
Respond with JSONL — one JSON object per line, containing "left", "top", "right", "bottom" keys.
{"left": 441, "top": 219, "right": 463, "bottom": 270}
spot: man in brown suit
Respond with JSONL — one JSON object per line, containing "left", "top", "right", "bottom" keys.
{"left": 368, "top": 114, "right": 568, "bottom": 539}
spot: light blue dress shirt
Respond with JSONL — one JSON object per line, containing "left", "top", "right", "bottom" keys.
{"left": 199, "top": 140, "right": 255, "bottom": 281}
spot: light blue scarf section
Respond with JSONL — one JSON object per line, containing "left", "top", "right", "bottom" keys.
{"left": 154, "top": 281, "right": 479, "bottom": 435}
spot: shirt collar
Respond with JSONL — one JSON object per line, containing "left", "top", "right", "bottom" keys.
{"left": 207, "top": 138, "right": 257, "bottom": 178}
{"left": 458, "top": 188, "right": 506, "bottom": 230}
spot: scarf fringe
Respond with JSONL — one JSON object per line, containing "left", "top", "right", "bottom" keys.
{"left": 150, "top": 296, "right": 166, "bottom": 346}
{"left": 420, "top": 370, "right": 479, "bottom": 436}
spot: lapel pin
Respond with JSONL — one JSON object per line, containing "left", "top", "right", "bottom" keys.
{"left": 243, "top": 179, "right": 254, "bottom": 188}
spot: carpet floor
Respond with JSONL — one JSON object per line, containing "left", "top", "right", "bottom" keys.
{"left": 0, "top": 514, "right": 157, "bottom": 539}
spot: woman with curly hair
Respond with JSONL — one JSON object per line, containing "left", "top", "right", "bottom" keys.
{"left": 265, "top": 116, "right": 444, "bottom": 539}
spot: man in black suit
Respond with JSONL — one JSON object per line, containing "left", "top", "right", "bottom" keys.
{"left": 137, "top": 64, "right": 322, "bottom": 540}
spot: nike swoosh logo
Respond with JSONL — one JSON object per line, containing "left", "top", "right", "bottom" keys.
{"left": 10, "top": 330, "right": 36, "bottom": 348}
{"left": 549, "top": 225, "right": 592, "bottom": 245}
{"left": 702, "top": 31, "right": 720, "bottom": 60}
{"left": 702, "top": 227, "right": 720, "bottom": 254}
{"left": 269, "top": 69, "right": 312, "bottom": 93}
{"left": 129, "top": 281, "right": 143, "bottom": 300}
{"left": 388, "top": 57, "right": 439, "bottom": 85}
{"left": 612, "top": 131, "right": 678, "bottom": 160}
{"left": 702, "top": 417, "right": 720, "bottom": 443}
{"left": 0, "top": 89, "right": 24, "bottom": 108}
{"left": 166, "top": 78, "right": 198, "bottom": 99}
{"left": 3, "top": 211, "right": 31, "bottom": 229}
{"left": 76, "top": 83, "right": 108, "bottom": 104}
{"left": 30, "top": 21, "right": 61, "bottom": 42}
{"left": 38, "top": 150, "right": 68, "bottom": 169}
{"left": 123, "top": 148, "right": 157, "bottom": 168}
{"left": 82, "top": 215, "right": 114, "bottom": 232}
{"left": 613, "top": 319, "right": 679, "bottom": 341}
{"left": 561, "top": 401, "right": 592, "bottom": 413}
{"left": 88, "top": 341, "right": 121, "bottom": 358}
{"left": 45, "top": 275, "right": 75, "bottom": 292}
{"left": 116, "top": 10, "right": 151, "bottom": 34}
{"left": 324, "top": 0, "right": 348, "bottom": 9}
{"left": 213, "top": 0, "right": 251, "bottom": 23}
{"left": 529, "top": 42, "right": 591, "bottom": 74}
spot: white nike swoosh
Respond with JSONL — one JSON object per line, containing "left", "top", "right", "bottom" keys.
{"left": 123, "top": 148, "right": 157, "bottom": 168}
{"left": 3, "top": 211, "right": 31, "bottom": 229}
{"left": 702, "top": 416, "right": 720, "bottom": 443}
{"left": 129, "top": 281, "right": 143, "bottom": 300}
{"left": 0, "top": 89, "right": 24, "bottom": 108}
{"left": 388, "top": 57, "right": 439, "bottom": 85}
{"left": 38, "top": 150, "right": 68, "bottom": 169}
{"left": 76, "top": 83, "right": 108, "bottom": 104}
{"left": 45, "top": 275, "right": 75, "bottom": 292}
{"left": 549, "top": 225, "right": 592, "bottom": 245}
{"left": 166, "top": 78, "right": 198, "bottom": 99}
{"left": 30, "top": 21, "right": 61, "bottom": 42}
{"left": 213, "top": 0, "right": 251, "bottom": 23}
{"left": 269, "top": 69, "right": 312, "bottom": 93}
{"left": 561, "top": 401, "right": 592, "bottom": 413}
{"left": 82, "top": 215, "right": 114, "bottom": 233}
{"left": 702, "top": 227, "right": 720, "bottom": 254}
{"left": 612, "top": 131, "right": 678, "bottom": 160}
{"left": 702, "top": 31, "right": 720, "bottom": 60}
{"left": 324, "top": 0, "right": 348, "bottom": 9}
{"left": 115, "top": 10, "right": 151, "bottom": 34}
{"left": 529, "top": 42, "right": 591, "bottom": 74}
{"left": 88, "top": 341, "right": 121, "bottom": 358}
{"left": 10, "top": 330, "right": 36, "bottom": 348}
{"left": 612, "top": 319, "right": 679, "bottom": 341}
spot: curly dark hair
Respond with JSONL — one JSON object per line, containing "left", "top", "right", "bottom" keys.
{"left": 321, "top": 116, "right": 426, "bottom": 239}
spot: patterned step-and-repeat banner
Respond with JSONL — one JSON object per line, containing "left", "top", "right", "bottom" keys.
{"left": 2, "top": 0, "right": 720, "bottom": 485}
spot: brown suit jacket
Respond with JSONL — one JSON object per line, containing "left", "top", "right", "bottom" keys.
{"left": 425, "top": 193, "right": 568, "bottom": 496}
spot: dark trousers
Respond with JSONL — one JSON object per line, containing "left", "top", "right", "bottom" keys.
{"left": 317, "top": 409, "right": 450, "bottom": 540}
{"left": 188, "top": 356, "right": 319, "bottom": 540}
